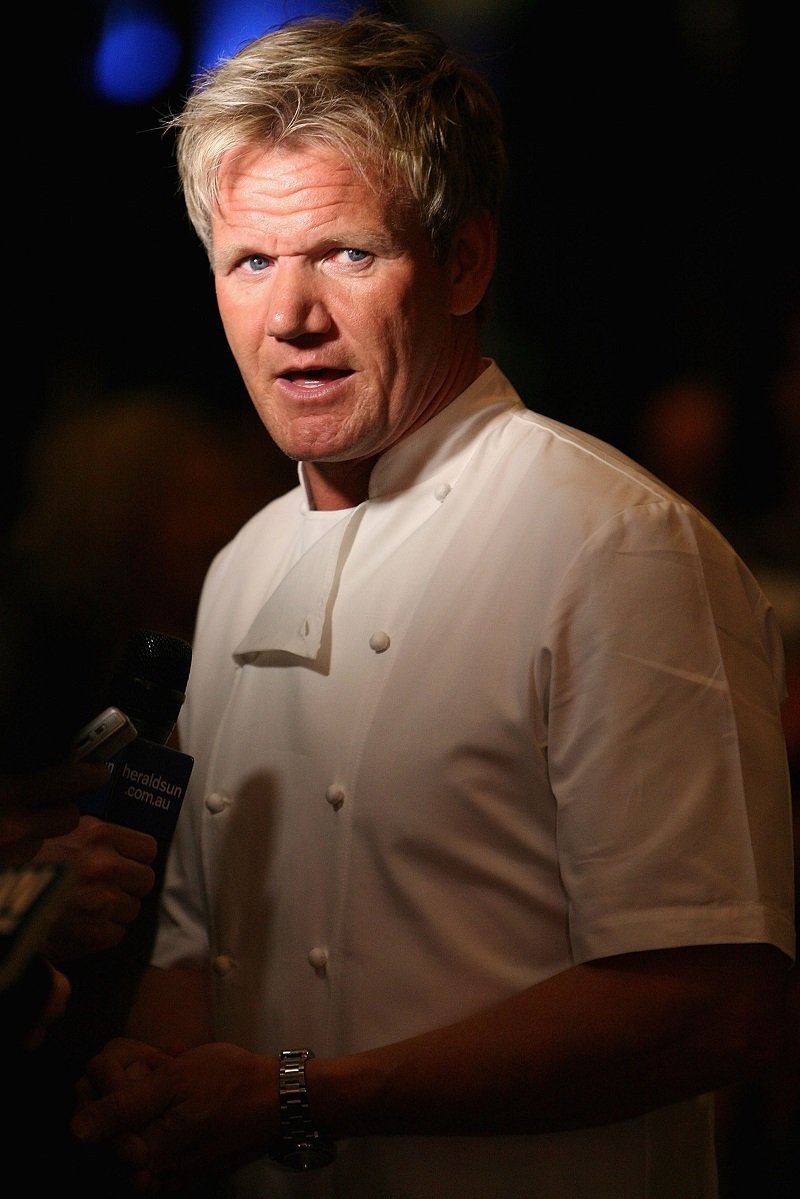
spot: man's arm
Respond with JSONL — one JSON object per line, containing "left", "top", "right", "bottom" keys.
{"left": 315, "top": 942, "right": 790, "bottom": 1135}
{"left": 72, "top": 941, "right": 791, "bottom": 1187}
{"left": 125, "top": 962, "right": 214, "bottom": 1052}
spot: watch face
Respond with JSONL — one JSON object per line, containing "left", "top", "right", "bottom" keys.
{"left": 284, "top": 1142, "right": 337, "bottom": 1170}
{"left": 272, "top": 1136, "right": 337, "bottom": 1170}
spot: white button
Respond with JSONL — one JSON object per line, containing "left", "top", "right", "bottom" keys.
{"left": 205, "top": 792, "right": 230, "bottom": 814}
{"left": 369, "top": 630, "right": 391, "bottom": 653}
{"left": 308, "top": 947, "right": 328, "bottom": 974}
{"left": 325, "top": 784, "right": 345, "bottom": 809}
{"left": 212, "top": 954, "right": 236, "bottom": 976}
{"left": 434, "top": 483, "right": 451, "bottom": 501}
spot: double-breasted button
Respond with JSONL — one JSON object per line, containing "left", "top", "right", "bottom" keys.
{"left": 308, "top": 947, "right": 328, "bottom": 975}
{"left": 212, "top": 954, "right": 236, "bottom": 976}
{"left": 326, "top": 784, "right": 345, "bottom": 810}
{"left": 205, "top": 792, "right": 230, "bottom": 814}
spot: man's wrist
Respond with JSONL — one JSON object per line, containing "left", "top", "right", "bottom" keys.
{"left": 268, "top": 1049, "right": 336, "bottom": 1170}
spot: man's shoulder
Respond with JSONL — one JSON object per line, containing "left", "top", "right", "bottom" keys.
{"left": 215, "top": 483, "right": 305, "bottom": 561}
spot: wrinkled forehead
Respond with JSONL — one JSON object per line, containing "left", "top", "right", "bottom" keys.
{"left": 214, "top": 136, "right": 417, "bottom": 230}
{"left": 217, "top": 133, "right": 398, "bottom": 201}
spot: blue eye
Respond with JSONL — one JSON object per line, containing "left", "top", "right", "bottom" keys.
{"left": 245, "top": 255, "right": 270, "bottom": 272}
{"left": 342, "top": 248, "right": 370, "bottom": 263}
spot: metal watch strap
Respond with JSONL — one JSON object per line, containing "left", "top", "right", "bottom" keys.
{"left": 269, "top": 1049, "right": 336, "bottom": 1169}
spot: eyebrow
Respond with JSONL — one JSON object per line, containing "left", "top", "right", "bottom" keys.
{"left": 330, "top": 230, "right": 400, "bottom": 255}
{"left": 212, "top": 228, "right": 403, "bottom": 273}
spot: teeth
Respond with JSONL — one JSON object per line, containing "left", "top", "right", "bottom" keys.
{"left": 283, "top": 369, "right": 349, "bottom": 386}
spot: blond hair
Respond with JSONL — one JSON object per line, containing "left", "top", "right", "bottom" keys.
{"left": 166, "top": 9, "right": 506, "bottom": 263}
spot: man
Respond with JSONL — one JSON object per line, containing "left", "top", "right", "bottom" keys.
{"left": 72, "top": 12, "right": 795, "bottom": 1198}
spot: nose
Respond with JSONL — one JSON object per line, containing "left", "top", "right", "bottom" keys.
{"left": 265, "top": 262, "right": 331, "bottom": 339}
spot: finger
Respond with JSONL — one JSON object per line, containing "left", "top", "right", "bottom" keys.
{"left": 113, "top": 1131, "right": 150, "bottom": 1166}
{"left": 112, "top": 858, "right": 157, "bottom": 899}
{"left": 103, "top": 823, "right": 159, "bottom": 865}
{"left": 36, "top": 804, "right": 82, "bottom": 838}
{"left": 53, "top": 882, "right": 140, "bottom": 922}
{"left": 47, "top": 849, "right": 155, "bottom": 903}
{"left": 8, "top": 761, "right": 112, "bottom": 809}
{"left": 128, "top": 1163, "right": 171, "bottom": 1195}
{"left": 0, "top": 835, "right": 44, "bottom": 865}
{"left": 71, "top": 1075, "right": 169, "bottom": 1143}
{"left": 75, "top": 1074, "right": 98, "bottom": 1109}
{"left": 83, "top": 1039, "right": 172, "bottom": 1095}
{"left": 0, "top": 803, "right": 79, "bottom": 854}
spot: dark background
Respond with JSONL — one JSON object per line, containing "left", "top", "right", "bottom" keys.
{"left": 4, "top": 1, "right": 795, "bottom": 675}
{"left": 6, "top": 7, "right": 797, "bottom": 1196}
{"left": 23, "top": 1, "right": 796, "bottom": 520}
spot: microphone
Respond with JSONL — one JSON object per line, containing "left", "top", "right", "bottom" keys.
{"left": 78, "top": 629, "right": 194, "bottom": 854}
{"left": 106, "top": 629, "right": 192, "bottom": 744}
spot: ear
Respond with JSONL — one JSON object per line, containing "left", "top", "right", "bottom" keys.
{"left": 448, "top": 211, "right": 497, "bottom": 316}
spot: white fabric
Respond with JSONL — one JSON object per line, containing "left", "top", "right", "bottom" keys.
{"left": 154, "top": 362, "right": 795, "bottom": 1198}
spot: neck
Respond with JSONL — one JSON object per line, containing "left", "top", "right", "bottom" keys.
{"left": 303, "top": 456, "right": 380, "bottom": 511}
{"left": 304, "top": 340, "right": 487, "bottom": 511}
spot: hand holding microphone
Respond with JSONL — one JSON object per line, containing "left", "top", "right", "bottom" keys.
{"left": 31, "top": 815, "right": 158, "bottom": 960}
{"left": 77, "top": 629, "right": 194, "bottom": 852}
{"left": 14, "top": 630, "right": 194, "bottom": 967}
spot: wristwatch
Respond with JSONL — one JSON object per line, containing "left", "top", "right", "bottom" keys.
{"left": 268, "top": 1049, "right": 337, "bottom": 1169}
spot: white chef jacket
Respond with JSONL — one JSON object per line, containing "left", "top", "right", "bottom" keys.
{"left": 154, "top": 361, "right": 795, "bottom": 1198}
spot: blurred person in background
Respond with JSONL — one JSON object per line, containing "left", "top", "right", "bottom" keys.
{"left": 10, "top": 383, "right": 296, "bottom": 646}
{"left": 633, "top": 312, "right": 799, "bottom": 1198}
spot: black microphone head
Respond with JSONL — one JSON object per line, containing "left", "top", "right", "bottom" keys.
{"left": 107, "top": 629, "right": 192, "bottom": 744}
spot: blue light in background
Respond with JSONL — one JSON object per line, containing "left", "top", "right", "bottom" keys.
{"left": 90, "top": 1, "right": 362, "bottom": 104}
{"left": 93, "top": 2, "right": 182, "bottom": 103}
{"left": 192, "top": 1, "right": 354, "bottom": 75}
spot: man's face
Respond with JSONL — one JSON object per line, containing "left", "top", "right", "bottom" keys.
{"left": 211, "top": 142, "right": 467, "bottom": 473}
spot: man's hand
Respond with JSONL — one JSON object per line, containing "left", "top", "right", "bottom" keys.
{"left": 72, "top": 1038, "right": 277, "bottom": 1193}
{"left": 0, "top": 760, "right": 110, "bottom": 865}
{"left": 32, "top": 815, "right": 157, "bottom": 959}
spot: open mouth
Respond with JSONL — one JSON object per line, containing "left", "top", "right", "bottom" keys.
{"left": 283, "top": 368, "right": 352, "bottom": 384}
